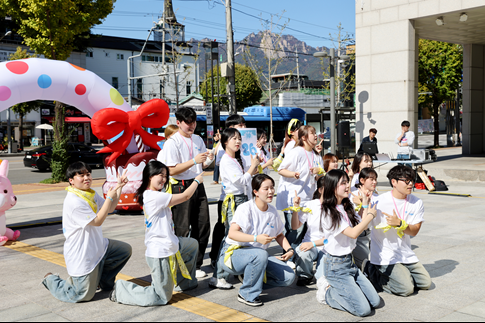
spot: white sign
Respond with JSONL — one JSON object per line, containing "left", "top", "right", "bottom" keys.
{"left": 206, "top": 103, "right": 213, "bottom": 125}
{"left": 238, "top": 128, "right": 258, "bottom": 168}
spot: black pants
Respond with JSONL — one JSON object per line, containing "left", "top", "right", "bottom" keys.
{"left": 171, "top": 180, "right": 211, "bottom": 268}
{"left": 209, "top": 201, "right": 225, "bottom": 263}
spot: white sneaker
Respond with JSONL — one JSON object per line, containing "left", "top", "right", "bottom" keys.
{"left": 195, "top": 269, "right": 207, "bottom": 278}
{"left": 208, "top": 277, "right": 233, "bottom": 290}
{"left": 316, "top": 277, "right": 329, "bottom": 305}
{"left": 287, "top": 261, "right": 296, "bottom": 270}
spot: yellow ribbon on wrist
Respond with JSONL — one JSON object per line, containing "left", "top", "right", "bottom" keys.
{"left": 375, "top": 220, "right": 409, "bottom": 239}
{"left": 283, "top": 206, "right": 312, "bottom": 213}
{"left": 221, "top": 194, "right": 235, "bottom": 224}
{"left": 166, "top": 178, "right": 179, "bottom": 195}
{"left": 224, "top": 244, "right": 267, "bottom": 283}
{"left": 272, "top": 155, "right": 284, "bottom": 170}
{"left": 317, "top": 167, "right": 326, "bottom": 175}
{"left": 355, "top": 203, "right": 363, "bottom": 212}
{"left": 258, "top": 165, "right": 264, "bottom": 174}
{"left": 169, "top": 250, "right": 192, "bottom": 286}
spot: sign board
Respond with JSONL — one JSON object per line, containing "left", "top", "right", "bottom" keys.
{"left": 206, "top": 103, "right": 213, "bottom": 125}
{"left": 238, "top": 128, "right": 258, "bottom": 169}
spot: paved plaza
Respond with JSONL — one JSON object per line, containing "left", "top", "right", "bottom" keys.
{"left": 2, "top": 159, "right": 485, "bottom": 322}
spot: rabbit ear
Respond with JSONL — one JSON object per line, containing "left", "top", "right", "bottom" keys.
{"left": 0, "top": 160, "right": 9, "bottom": 177}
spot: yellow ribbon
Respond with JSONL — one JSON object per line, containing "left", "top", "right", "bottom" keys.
{"left": 166, "top": 178, "right": 179, "bottom": 195}
{"left": 375, "top": 220, "right": 409, "bottom": 239}
{"left": 272, "top": 154, "right": 284, "bottom": 170}
{"left": 224, "top": 244, "right": 267, "bottom": 283}
{"left": 258, "top": 164, "right": 264, "bottom": 174}
{"left": 221, "top": 194, "right": 235, "bottom": 224}
{"left": 283, "top": 206, "right": 312, "bottom": 213}
{"left": 65, "top": 186, "right": 98, "bottom": 214}
{"left": 288, "top": 118, "right": 299, "bottom": 135}
{"left": 169, "top": 250, "right": 193, "bottom": 286}
{"left": 355, "top": 203, "right": 362, "bottom": 212}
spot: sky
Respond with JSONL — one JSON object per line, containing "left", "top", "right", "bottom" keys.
{"left": 92, "top": 0, "right": 356, "bottom": 48}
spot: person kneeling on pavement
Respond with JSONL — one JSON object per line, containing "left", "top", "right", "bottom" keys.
{"left": 110, "top": 161, "right": 200, "bottom": 306}
{"left": 217, "top": 174, "right": 296, "bottom": 307}
{"left": 363, "top": 165, "right": 432, "bottom": 297}
{"left": 42, "top": 162, "right": 132, "bottom": 303}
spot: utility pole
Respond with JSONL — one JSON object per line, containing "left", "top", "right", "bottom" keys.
{"left": 329, "top": 48, "right": 336, "bottom": 154}
{"left": 296, "top": 48, "right": 301, "bottom": 91}
{"left": 225, "top": 0, "right": 237, "bottom": 115}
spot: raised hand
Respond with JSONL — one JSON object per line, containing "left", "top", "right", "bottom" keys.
{"left": 115, "top": 169, "right": 129, "bottom": 191}
{"left": 195, "top": 172, "right": 205, "bottom": 185}
{"left": 315, "top": 139, "right": 324, "bottom": 153}
{"left": 250, "top": 154, "right": 260, "bottom": 168}
{"left": 310, "top": 167, "right": 321, "bottom": 175}
{"left": 383, "top": 209, "right": 400, "bottom": 226}
{"left": 293, "top": 190, "right": 301, "bottom": 208}
{"left": 195, "top": 152, "right": 209, "bottom": 164}
{"left": 214, "top": 129, "right": 221, "bottom": 142}
{"left": 351, "top": 191, "right": 362, "bottom": 206}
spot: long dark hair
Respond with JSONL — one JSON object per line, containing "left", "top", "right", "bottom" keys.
{"left": 221, "top": 128, "right": 244, "bottom": 171}
{"left": 257, "top": 128, "right": 267, "bottom": 156}
{"left": 351, "top": 152, "right": 372, "bottom": 175}
{"left": 135, "top": 161, "right": 170, "bottom": 206}
{"left": 355, "top": 167, "right": 378, "bottom": 189}
{"left": 321, "top": 169, "right": 359, "bottom": 231}
{"left": 313, "top": 176, "right": 325, "bottom": 200}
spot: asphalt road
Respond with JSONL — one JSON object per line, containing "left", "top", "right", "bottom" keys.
{"left": 0, "top": 155, "right": 106, "bottom": 185}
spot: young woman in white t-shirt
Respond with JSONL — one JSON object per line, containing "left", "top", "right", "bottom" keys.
{"left": 210, "top": 128, "right": 260, "bottom": 290}
{"left": 110, "top": 161, "right": 203, "bottom": 307}
{"left": 291, "top": 176, "right": 326, "bottom": 286}
{"left": 313, "top": 169, "right": 380, "bottom": 317}
{"left": 277, "top": 126, "right": 325, "bottom": 265}
{"left": 218, "top": 174, "right": 296, "bottom": 307}
{"left": 349, "top": 152, "right": 373, "bottom": 188}
{"left": 350, "top": 167, "right": 379, "bottom": 271}
{"left": 256, "top": 128, "right": 273, "bottom": 175}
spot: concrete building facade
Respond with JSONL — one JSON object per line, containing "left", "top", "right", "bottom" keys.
{"left": 356, "top": 0, "right": 485, "bottom": 155}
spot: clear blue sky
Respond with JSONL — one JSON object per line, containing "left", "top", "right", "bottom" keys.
{"left": 93, "top": 0, "right": 356, "bottom": 48}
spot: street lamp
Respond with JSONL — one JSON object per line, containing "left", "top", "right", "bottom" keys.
{"left": 314, "top": 49, "right": 350, "bottom": 154}
{"left": 1, "top": 31, "right": 13, "bottom": 153}
{"left": 0, "top": 31, "right": 12, "bottom": 42}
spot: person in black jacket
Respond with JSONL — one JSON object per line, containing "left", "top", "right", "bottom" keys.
{"left": 358, "top": 128, "right": 378, "bottom": 154}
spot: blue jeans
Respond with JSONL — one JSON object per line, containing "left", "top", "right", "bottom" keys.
{"left": 284, "top": 211, "right": 307, "bottom": 261}
{"left": 218, "top": 243, "right": 295, "bottom": 302}
{"left": 213, "top": 165, "right": 220, "bottom": 182}
{"left": 324, "top": 254, "right": 380, "bottom": 317}
{"left": 113, "top": 237, "right": 198, "bottom": 306}
{"left": 397, "top": 154, "right": 412, "bottom": 168}
{"left": 42, "top": 239, "right": 132, "bottom": 303}
{"left": 213, "top": 195, "right": 248, "bottom": 280}
{"left": 367, "top": 262, "right": 431, "bottom": 297}
{"left": 294, "top": 245, "right": 325, "bottom": 280}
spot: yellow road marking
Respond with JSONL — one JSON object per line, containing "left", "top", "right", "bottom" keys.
{"left": 4, "top": 241, "right": 267, "bottom": 322}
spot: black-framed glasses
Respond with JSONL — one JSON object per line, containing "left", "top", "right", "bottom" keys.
{"left": 398, "top": 178, "right": 414, "bottom": 185}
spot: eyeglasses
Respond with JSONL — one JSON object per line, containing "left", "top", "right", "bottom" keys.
{"left": 398, "top": 178, "right": 414, "bottom": 185}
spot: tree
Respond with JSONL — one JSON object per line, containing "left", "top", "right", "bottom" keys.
{"left": 200, "top": 63, "right": 262, "bottom": 110}
{"left": 9, "top": 47, "right": 40, "bottom": 151}
{"left": 419, "top": 39, "right": 463, "bottom": 147}
{"left": 1, "top": 0, "right": 115, "bottom": 182}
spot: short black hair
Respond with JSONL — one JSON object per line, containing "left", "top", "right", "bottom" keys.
{"left": 66, "top": 161, "right": 92, "bottom": 181}
{"left": 401, "top": 121, "right": 411, "bottom": 127}
{"left": 387, "top": 165, "right": 415, "bottom": 187}
{"left": 175, "top": 107, "right": 197, "bottom": 124}
{"left": 369, "top": 128, "right": 377, "bottom": 134}
{"left": 225, "top": 114, "right": 246, "bottom": 128}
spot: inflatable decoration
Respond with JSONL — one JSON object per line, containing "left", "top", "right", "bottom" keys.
{"left": 0, "top": 58, "right": 171, "bottom": 211}
{"left": 0, "top": 160, "right": 19, "bottom": 246}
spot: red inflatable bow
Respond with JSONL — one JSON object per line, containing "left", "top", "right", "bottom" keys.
{"left": 92, "top": 99, "right": 170, "bottom": 164}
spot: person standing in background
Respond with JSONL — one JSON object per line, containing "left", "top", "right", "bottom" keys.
{"left": 395, "top": 121, "right": 414, "bottom": 167}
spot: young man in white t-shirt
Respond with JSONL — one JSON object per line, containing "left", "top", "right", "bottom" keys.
{"left": 160, "top": 107, "right": 214, "bottom": 278}
{"left": 395, "top": 121, "right": 415, "bottom": 168}
{"left": 363, "top": 165, "right": 432, "bottom": 297}
{"left": 42, "top": 162, "right": 132, "bottom": 303}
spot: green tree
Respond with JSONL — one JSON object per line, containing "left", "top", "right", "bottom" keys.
{"left": 0, "top": 0, "right": 115, "bottom": 182}
{"left": 419, "top": 39, "right": 463, "bottom": 147}
{"left": 200, "top": 63, "right": 263, "bottom": 111}
{"left": 9, "top": 47, "right": 40, "bottom": 151}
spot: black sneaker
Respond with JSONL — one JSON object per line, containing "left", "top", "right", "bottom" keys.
{"left": 296, "top": 277, "right": 314, "bottom": 286}
{"left": 237, "top": 293, "right": 263, "bottom": 307}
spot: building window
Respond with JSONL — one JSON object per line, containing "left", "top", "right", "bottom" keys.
{"left": 117, "top": 54, "right": 124, "bottom": 60}
{"left": 105, "top": 52, "right": 110, "bottom": 58}
{"left": 186, "top": 81, "right": 192, "bottom": 95}
{"left": 86, "top": 51, "right": 93, "bottom": 58}
{"left": 112, "top": 77, "right": 119, "bottom": 89}
{"left": 137, "top": 79, "right": 143, "bottom": 99}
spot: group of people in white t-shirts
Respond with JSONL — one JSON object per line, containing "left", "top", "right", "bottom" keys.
{"left": 41, "top": 110, "right": 432, "bottom": 317}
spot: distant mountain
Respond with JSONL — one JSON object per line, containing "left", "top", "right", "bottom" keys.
{"left": 190, "top": 31, "right": 330, "bottom": 82}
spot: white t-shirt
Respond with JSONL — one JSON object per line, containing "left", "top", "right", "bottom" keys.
{"left": 371, "top": 191, "right": 424, "bottom": 266}
{"left": 321, "top": 204, "right": 358, "bottom": 256}
{"left": 351, "top": 173, "right": 359, "bottom": 189}
{"left": 220, "top": 154, "right": 252, "bottom": 195}
{"left": 285, "top": 140, "right": 296, "bottom": 155}
{"left": 276, "top": 146, "right": 324, "bottom": 210}
{"left": 163, "top": 132, "right": 207, "bottom": 180}
{"left": 215, "top": 143, "right": 225, "bottom": 166}
{"left": 225, "top": 199, "right": 284, "bottom": 250}
{"left": 63, "top": 192, "right": 108, "bottom": 277}
{"left": 300, "top": 199, "right": 326, "bottom": 251}
{"left": 157, "top": 146, "right": 168, "bottom": 165}
{"left": 395, "top": 131, "right": 415, "bottom": 155}
{"left": 143, "top": 190, "right": 179, "bottom": 258}
{"left": 257, "top": 146, "right": 271, "bottom": 175}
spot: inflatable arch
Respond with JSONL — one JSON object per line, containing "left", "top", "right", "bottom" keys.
{"left": 0, "top": 58, "right": 170, "bottom": 210}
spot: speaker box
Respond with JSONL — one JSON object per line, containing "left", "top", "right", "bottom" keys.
{"left": 337, "top": 121, "right": 351, "bottom": 147}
